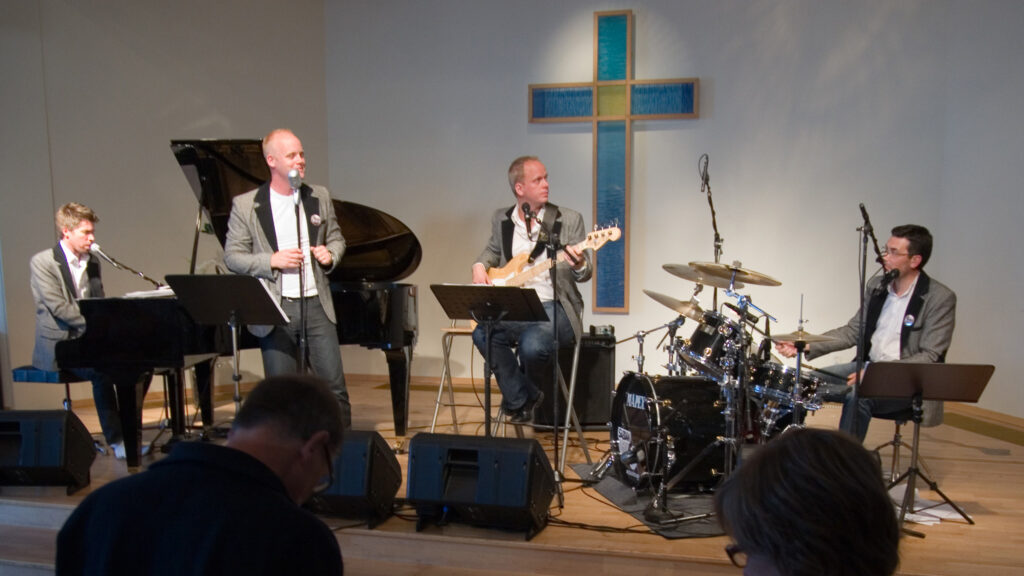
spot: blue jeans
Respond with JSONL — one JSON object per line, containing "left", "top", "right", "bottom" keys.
{"left": 472, "top": 300, "right": 574, "bottom": 412}
{"left": 260, "top": 297, "right": 350, "bottom": 428}
{"left": 820, "top": 361, "right": 913, "bottom": 442}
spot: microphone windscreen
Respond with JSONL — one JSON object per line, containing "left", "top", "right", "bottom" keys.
{"left": 287, "top": 169, "right": 302, "bottom": 191}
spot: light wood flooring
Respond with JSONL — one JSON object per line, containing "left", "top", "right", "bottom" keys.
{"left": 1, "top": 374, "right": 1023, "bottom": 575}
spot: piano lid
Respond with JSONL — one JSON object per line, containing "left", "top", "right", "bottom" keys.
{"left": 171, "top": 139, "right": 422, "bottom": 282}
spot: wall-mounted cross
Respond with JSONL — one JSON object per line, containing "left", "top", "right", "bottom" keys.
{"left": 529, "top": 9, "right": 698, "bottom": 313}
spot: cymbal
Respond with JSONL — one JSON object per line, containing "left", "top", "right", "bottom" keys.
{"left": 643, "top": 289, "right": 704, "bottom": 321}
{"left": 770, "top": 330, "right": 837, "bottom": 344}
{"left": 662, "top": 263, "right": 744, "bottom": 290}
{"left": 689, "top": 261, "right": 782, "bottom": 287}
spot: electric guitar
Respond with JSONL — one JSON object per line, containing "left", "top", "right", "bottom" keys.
{"left": 486, "top": 226, "right": 621, "bottom": 287}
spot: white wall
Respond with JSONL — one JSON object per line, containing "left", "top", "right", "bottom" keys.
{"left": 325, "top": 0, "right": 1023, "bottom": 417}
{"left": 0, "top": 0, "right": 327, "bottom": 408}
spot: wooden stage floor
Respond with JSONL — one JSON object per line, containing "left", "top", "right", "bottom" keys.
{"left": 2, "top": 374, "right": 1023, "bottom": 575}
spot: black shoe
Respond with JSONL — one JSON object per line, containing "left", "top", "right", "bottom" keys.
{"left": 509, "top": 391, "right": 544, "bottom": 423}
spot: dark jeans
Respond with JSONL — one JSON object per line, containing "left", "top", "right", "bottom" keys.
{"left": 472, "top": 300, "right": 574, "bottom": 411}
{"left": 820, "top": 361, "right": 913, "bottom": 442}
{"left": 71, "top": 368, "right": 121, "bottom": 445}
{"left": 260, "top": 297, "right": 350, "bottom": 428}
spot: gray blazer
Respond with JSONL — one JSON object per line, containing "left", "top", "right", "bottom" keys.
{"left": 30, "top": 245, "right": 104, "bottom": 371}
{"left": 475, "top": 204, "right": 593, "bottom": 340}
{"left": 806, "top": 272, "right": 956, "bottom": 426}
{"left": 223, "top": 182, "right": 346, "bottom": 337}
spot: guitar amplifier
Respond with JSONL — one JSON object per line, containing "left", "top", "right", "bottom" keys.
{"left": 535, "top": 331, "right": 616, "bottom": 427}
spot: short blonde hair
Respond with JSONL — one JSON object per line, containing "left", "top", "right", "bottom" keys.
{"left": 55, "top": 202, "right": 98, "bottom": 235}
{"left": 507, "top": 155, "right": 540, "bottom": 194}
{"left": 262, "top": 128, "right": 294, "bottom": 160}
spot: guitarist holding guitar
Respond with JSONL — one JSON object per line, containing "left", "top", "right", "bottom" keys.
{"left": 469, "top": 156, "right": 594, "bottom": 423}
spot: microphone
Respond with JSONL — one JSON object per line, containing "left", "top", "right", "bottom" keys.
{"left": 698, "top": 154, "right": 710, "bottom": 192}
{"left": 89, "top": 243, "right": 117, "bottom": 267}
{"left": 522, "top": 202, "right": 533, "bottom": 234}
{"left": 858, "top": 203, "right": 874, "bottom": 234}
{"left": 288, "top": 169, "right": 302, "bottom": 205}
{"left": 724, "top": 302, "right": 758, "bottom": 324}
{"left": 883, "top": 268, "right": 900, "bottom": 287}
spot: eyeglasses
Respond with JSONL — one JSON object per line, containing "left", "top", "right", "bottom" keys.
{"left": 881, "top": 247, "right": 911, "bottom": 258}
{"left": 313, "top": 445, "right": 335, "bottom": 494}
{"left": 725, "top": 543, "right": 747, "bottom": 568}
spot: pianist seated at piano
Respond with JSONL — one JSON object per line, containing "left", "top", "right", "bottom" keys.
{"left": 223, "top": 129, "right": 351, "bottom": 428}
{"left": 29, "top": 202, "right": 150, "bottom": 459}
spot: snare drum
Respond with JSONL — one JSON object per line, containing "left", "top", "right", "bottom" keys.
{"left": 748, "top": 362, "right": 823, "bottom": 410}
{"left": 678, "top": 311, "right": 740, "bottom": 380}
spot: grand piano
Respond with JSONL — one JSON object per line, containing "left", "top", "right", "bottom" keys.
{"left": 57, "top": 139, "right": 420, "bottom": 466}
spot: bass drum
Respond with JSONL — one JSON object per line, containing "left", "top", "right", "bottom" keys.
{"left": 610, "top": 372, "right": 727, "bottom": 493}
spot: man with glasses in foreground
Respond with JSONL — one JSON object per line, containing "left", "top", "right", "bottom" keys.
{"left": 775, "top": 224, "right": 956, "bottom": 441}
{"left": 715, "top": 428, "right": 900, "bottom": 575}
{"left": 56, "top": 375, "right": 345, "bottom": 576}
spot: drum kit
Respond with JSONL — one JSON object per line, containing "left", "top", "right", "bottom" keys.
{"left": 603, "top": 260, "right": 842, "bottom": 502}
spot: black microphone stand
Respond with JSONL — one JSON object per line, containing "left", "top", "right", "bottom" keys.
{"left": 699, "top": 154, "right": 722, "bottom": 310}
{"left": 294, "top": 188, "right": 308, "bottom": 374}
{"left": 851, "top": 204, "right": 880, "bottom": 436}
{"left": 543, "top": 220, "right": 566, "bottom": 509}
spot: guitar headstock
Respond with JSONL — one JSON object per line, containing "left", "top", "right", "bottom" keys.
{"left": 584, "top": 225, "right": 622, "bottom": 250}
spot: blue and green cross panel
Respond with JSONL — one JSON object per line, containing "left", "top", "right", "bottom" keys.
{"left": 529, "top": 10, "right": 699, "bottom": 314}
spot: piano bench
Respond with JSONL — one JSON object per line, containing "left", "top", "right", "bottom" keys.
{"left": 12, "top": 366, "right": 80, "bottom": 411}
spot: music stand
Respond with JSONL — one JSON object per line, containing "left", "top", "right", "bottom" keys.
{"left": 860, "top": 361, "right": 994, "bottom": 538}
{"left": 430, "top": 284, "right": 548, "bottom": 436}
{"left": 166, "top": 274, "right": 288, "bottom": 416}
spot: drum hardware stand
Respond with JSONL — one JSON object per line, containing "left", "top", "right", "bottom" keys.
{"left": 789, "top": 295, "right": 810, "bottom": 428}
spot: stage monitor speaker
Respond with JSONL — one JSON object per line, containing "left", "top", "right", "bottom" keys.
{"left": 536, "top": 332, "right": 616, "bottom": 427}
{"left": 406, "top": 433, "right": 555, "bottom": 540}
{"left": 304, "top": 429, "right": 401, "bottom": 528}
{"left": 0, "top": 410, "right": 96, "bottom": 495}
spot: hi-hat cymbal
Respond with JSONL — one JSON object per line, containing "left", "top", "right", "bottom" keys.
{"left": 689, "top": 261, "right": 782, "bottom": 287}
{"left": 770, "top": 329, "right": 837, "bottom": 344}
{"left": 662, "top": 263, "right": 744, "bottom": 290}
{"left": 643, "top": 289, "right": 704, "bottom": 321}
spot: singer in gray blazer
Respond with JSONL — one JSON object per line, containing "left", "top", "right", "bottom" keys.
{"left": 223, "top": 129, "right": 350, "bottom": 427}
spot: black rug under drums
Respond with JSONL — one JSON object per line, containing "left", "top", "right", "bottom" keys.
{"left": 570, "top": 463, "right": 724, "bottom": 539}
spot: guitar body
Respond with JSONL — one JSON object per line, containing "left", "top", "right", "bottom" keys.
{"left": 487, "top": 252, "right": 532, "bottom": 286}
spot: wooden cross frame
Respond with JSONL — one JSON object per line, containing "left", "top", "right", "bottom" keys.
{"left": 529, "top": 10, "right": 699, "bottom": 313}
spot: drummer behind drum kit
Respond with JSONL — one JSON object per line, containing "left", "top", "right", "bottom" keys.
{"left": 602, "top": 260, "right": 843, "bottom": 505}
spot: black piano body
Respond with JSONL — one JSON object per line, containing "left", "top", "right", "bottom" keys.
{"left": 171, "top": 139, "right": 420, "bottom": 437}
{"left": 55, "top": 298, "right": 219, "bottom": 467}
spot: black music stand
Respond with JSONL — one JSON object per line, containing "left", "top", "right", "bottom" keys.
{"left": 166, "top": 274, "right": 288, "bottom": 417}
{"left": 430, "top": 284, "right": 548, "bottom": 437}
{"left": 860, "top": 361, "right": 994, "bottom": 538}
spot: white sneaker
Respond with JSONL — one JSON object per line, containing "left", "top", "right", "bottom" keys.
{"left": 110, "top": 442, "right": 151, "bottom": 460}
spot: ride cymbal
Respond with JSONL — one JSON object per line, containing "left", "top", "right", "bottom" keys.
{"left": 770, "top": 329, "right": 837, "bottom": 344}
{"left": 643, "top": 289, "right": 704, "bottom": 321}
{"left": 688, "top": 261, "right": 782, "bottom": 287}
{"left": 662, "top": 263, "right": 744, "bottom": 290}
